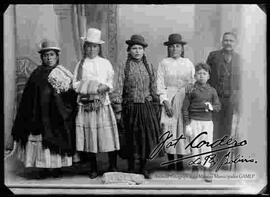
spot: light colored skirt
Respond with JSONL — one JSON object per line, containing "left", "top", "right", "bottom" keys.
{"left": 17, "top": 134, "right": 72, "bottom": 168}
{"left": 160, "top": 87, "right": 191, "bottom": 155}
{"left": 76, "top": 104, "right": 120, "bottom": 153}
{"left": 189, "top": 119, "right": 213, "bottom": 168}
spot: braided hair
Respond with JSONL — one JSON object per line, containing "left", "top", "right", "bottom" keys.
{"left": 124, "top": 47, "right": 158, "bottom": 102}
{"left": 76, "top": 42, "right": 104, "bottom": 81}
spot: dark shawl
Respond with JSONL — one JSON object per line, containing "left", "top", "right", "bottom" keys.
{"left": 11, "top": 65, "right": 77, "bottom": 155}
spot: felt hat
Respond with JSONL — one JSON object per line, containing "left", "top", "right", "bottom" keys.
{"left": 126, "top": 34, "right": 148, "bottom": 48}
{"left": 163, "top": 33, "right": 187, "bottom": 46}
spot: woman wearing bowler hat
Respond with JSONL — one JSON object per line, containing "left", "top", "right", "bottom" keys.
{"left": 157, "top": 33, "right": 195, "bottom": 171}
{"left": 11, "top": 39, "right": 77, "bottom": 179}
{"left": 72, "top": 28, "right": 120, "bottom": 179}
{"left": 119, "top": 34, "right": 161, "bottom": 178}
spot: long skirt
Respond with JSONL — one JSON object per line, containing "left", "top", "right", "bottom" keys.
{"left": 75, "top": 104, "right": 120, "bottom": 153}
{"left": 122, "top": 100, "right": 162, "bottom": 160}
{"left": 17, "top": 134, "right": 72, "bottom": 168}
{"left": 160, "top": 87, "right": 191, "bottom": 155}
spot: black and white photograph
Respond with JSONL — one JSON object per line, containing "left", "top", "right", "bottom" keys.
{"left": 3, "top": 4, "right": 267, "bottom": 195}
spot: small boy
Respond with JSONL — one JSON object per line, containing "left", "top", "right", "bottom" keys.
{"left": 182, "top": 62, "right": 221, "bottom": 182}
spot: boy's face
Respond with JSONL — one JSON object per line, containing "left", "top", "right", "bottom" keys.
{"left": 195, "top": 69, "right": 209, "bottom": 84}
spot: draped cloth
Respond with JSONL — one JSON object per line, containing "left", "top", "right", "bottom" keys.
{"left": 71, "top": 5, "right": 87, "bottom": 61}
{"left": 11, "top": 65, "right": 77, "bottom": 156}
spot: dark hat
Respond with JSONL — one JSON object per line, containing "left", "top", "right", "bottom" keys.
{"left": 126, "top": 34, "right": 148, "bottom": 48}
{"left": 163, "top": 34, "right": 187, "bottom": 46}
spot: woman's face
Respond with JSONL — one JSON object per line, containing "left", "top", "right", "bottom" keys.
{"left": 42, "top": 50, "right": 58, "bottom": 67}
{"left": 129, "top": 44, "right": 144, "bottom": 60}
{"left": 84, "top": 42, "right": 100, "bottom": 59}
{"left": 168, "top": 44, "right": 183, "bottom": 59}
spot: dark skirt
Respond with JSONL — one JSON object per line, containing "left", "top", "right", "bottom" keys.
{"left": 119, "top": 100, "right": 162, "bottom": 160}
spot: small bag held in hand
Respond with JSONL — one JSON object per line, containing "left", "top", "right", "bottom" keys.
{"left": 78, "top": 94, "right": 105, "bottom": 112}
{"left": 77, "top": 79, "right": 100, "bottom": 95}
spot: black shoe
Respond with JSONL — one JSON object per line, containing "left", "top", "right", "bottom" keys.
{"left": 89, "top": 171, "right": 98, "bottom": 179}
{"left": 167, "top": 163, "right": 175, "bottom": 171}
{"left": 191, "top": 166, "right": 199, "bottom": 178}
{"left": 176, "top": 162, "right": 184, "bottom": 171}
{"left": 51, "top": 168, "right": 63, "bottom": 178}
{"left": 142, "top": 170, "right": 150, "bottom": 179}
{"left": 203, "top": 168, "right": 213, "bottom": 182}
{"left": 108, "top": 166, "right": 118, "bottom": 172}
{"left": 32, "top": 169, "right": 49, "bottom": 179}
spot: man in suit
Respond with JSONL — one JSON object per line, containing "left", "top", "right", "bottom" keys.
{"left": 206, "top": 32, "right": 241, "bottom": 170}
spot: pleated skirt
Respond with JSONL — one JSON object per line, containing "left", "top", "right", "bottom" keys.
{"left": 17, "top": 134, "right": 72, "bottom": 168}
{"left": 75, "top": 104, "right": 120, "bottom": 153}
{"left": 122, "top": 100, "right": 162, "bottom": 160}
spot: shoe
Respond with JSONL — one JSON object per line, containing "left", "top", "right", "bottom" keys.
{"left": 108, "top": 166, "right": 118, "bottom": 172}
{"left": 32, "top": 169, "right": 49, "bottom": 179}
{"left": 51, "top": 168, "right": 63, "bottom": 178}
{"left": 191, "top": 166, "right": 199, "bottom": 179}
{"left": 203, "top": 168, "right": 213, "bottom": 182}
{"left": 89, "top": 171, "right": 98, "bottom": 179}
{"left": 176, "top": 161, "right": 184, "bottom": 171}
{"left": 142, "top": 170, "right": 150, "bottom": 179}
{"left": 167, "top": 163, "right": 175, "bottom": 171}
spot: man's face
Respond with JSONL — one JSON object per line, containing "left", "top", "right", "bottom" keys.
{"left": 222, "top": 34, "right": 236, "bottom": 52}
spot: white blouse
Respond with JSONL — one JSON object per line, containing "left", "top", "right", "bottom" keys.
{"left": 157, "top": 57, "right": 195, "bottom": 104}
{"left": 73, "top": 56, "right": 114, "bottom": 105}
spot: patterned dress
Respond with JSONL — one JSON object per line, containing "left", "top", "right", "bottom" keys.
{"left": 157, "top": 57, "right": 195, "bottom": 155}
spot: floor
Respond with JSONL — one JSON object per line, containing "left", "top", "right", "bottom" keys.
{"left": 4, "top": 152, "right": 262, "bottom": 195}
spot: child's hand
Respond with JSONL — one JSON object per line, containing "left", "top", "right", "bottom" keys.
{"left": 185, "top": 125, "right": 193, "bottom": 137}
{"left": 205, "top": 102, "right": 213, "bottom": 112}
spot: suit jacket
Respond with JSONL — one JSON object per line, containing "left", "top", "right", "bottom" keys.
{"left": 206, "top": 49, "right": 241, "bottom": 111}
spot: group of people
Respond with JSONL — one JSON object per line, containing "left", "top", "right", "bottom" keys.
{"left": 11, "top": 28, "right": 241, "bottom": 183}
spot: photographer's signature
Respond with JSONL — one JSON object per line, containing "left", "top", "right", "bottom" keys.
{"left": 149, "top": 131, "right": 257, "bottom": 172}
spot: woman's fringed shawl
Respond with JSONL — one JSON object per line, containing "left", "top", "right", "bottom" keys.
{"left": 11, "top": 65, "right": 77, "bottom": 155}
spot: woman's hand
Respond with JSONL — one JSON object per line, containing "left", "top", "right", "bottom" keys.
{"left": 145, "top": 95, "right": 153, "bottom": 102}
{"left": 163, "top": 100, "right": 174, "bottom": 117}
{"left": 185, "top": 83, "right": 194, "bottom": 94}
{"left": 97, "top": 84, "right": 110, "bottom": 94}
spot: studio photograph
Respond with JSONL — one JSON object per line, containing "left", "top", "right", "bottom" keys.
{"left": 3, "top": 4, "right": 267, "bottom": 195}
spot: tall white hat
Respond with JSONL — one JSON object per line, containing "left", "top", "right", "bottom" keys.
{"left": 81, "top": 28, "right": 105, "bottom": 44}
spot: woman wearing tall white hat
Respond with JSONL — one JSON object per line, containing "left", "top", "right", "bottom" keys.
{"left": 72, "top": 28, "right": 120, "bottom": 179}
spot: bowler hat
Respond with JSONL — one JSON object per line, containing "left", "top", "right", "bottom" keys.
{"left": 38, "top": 39, "right": 61, "bottom": 54}
{"left": 81, "top": 28, "right": 105, "bottom": 44}
{"left": 163, "top": 33, "right": 187, "bottom": 46}
{"left": 126, "top": 34, "right": 148, "bottom": 48}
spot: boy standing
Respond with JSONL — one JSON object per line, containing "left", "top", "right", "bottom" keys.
{"left": 182, "top": 62, "right": 221, "bottom": 182}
